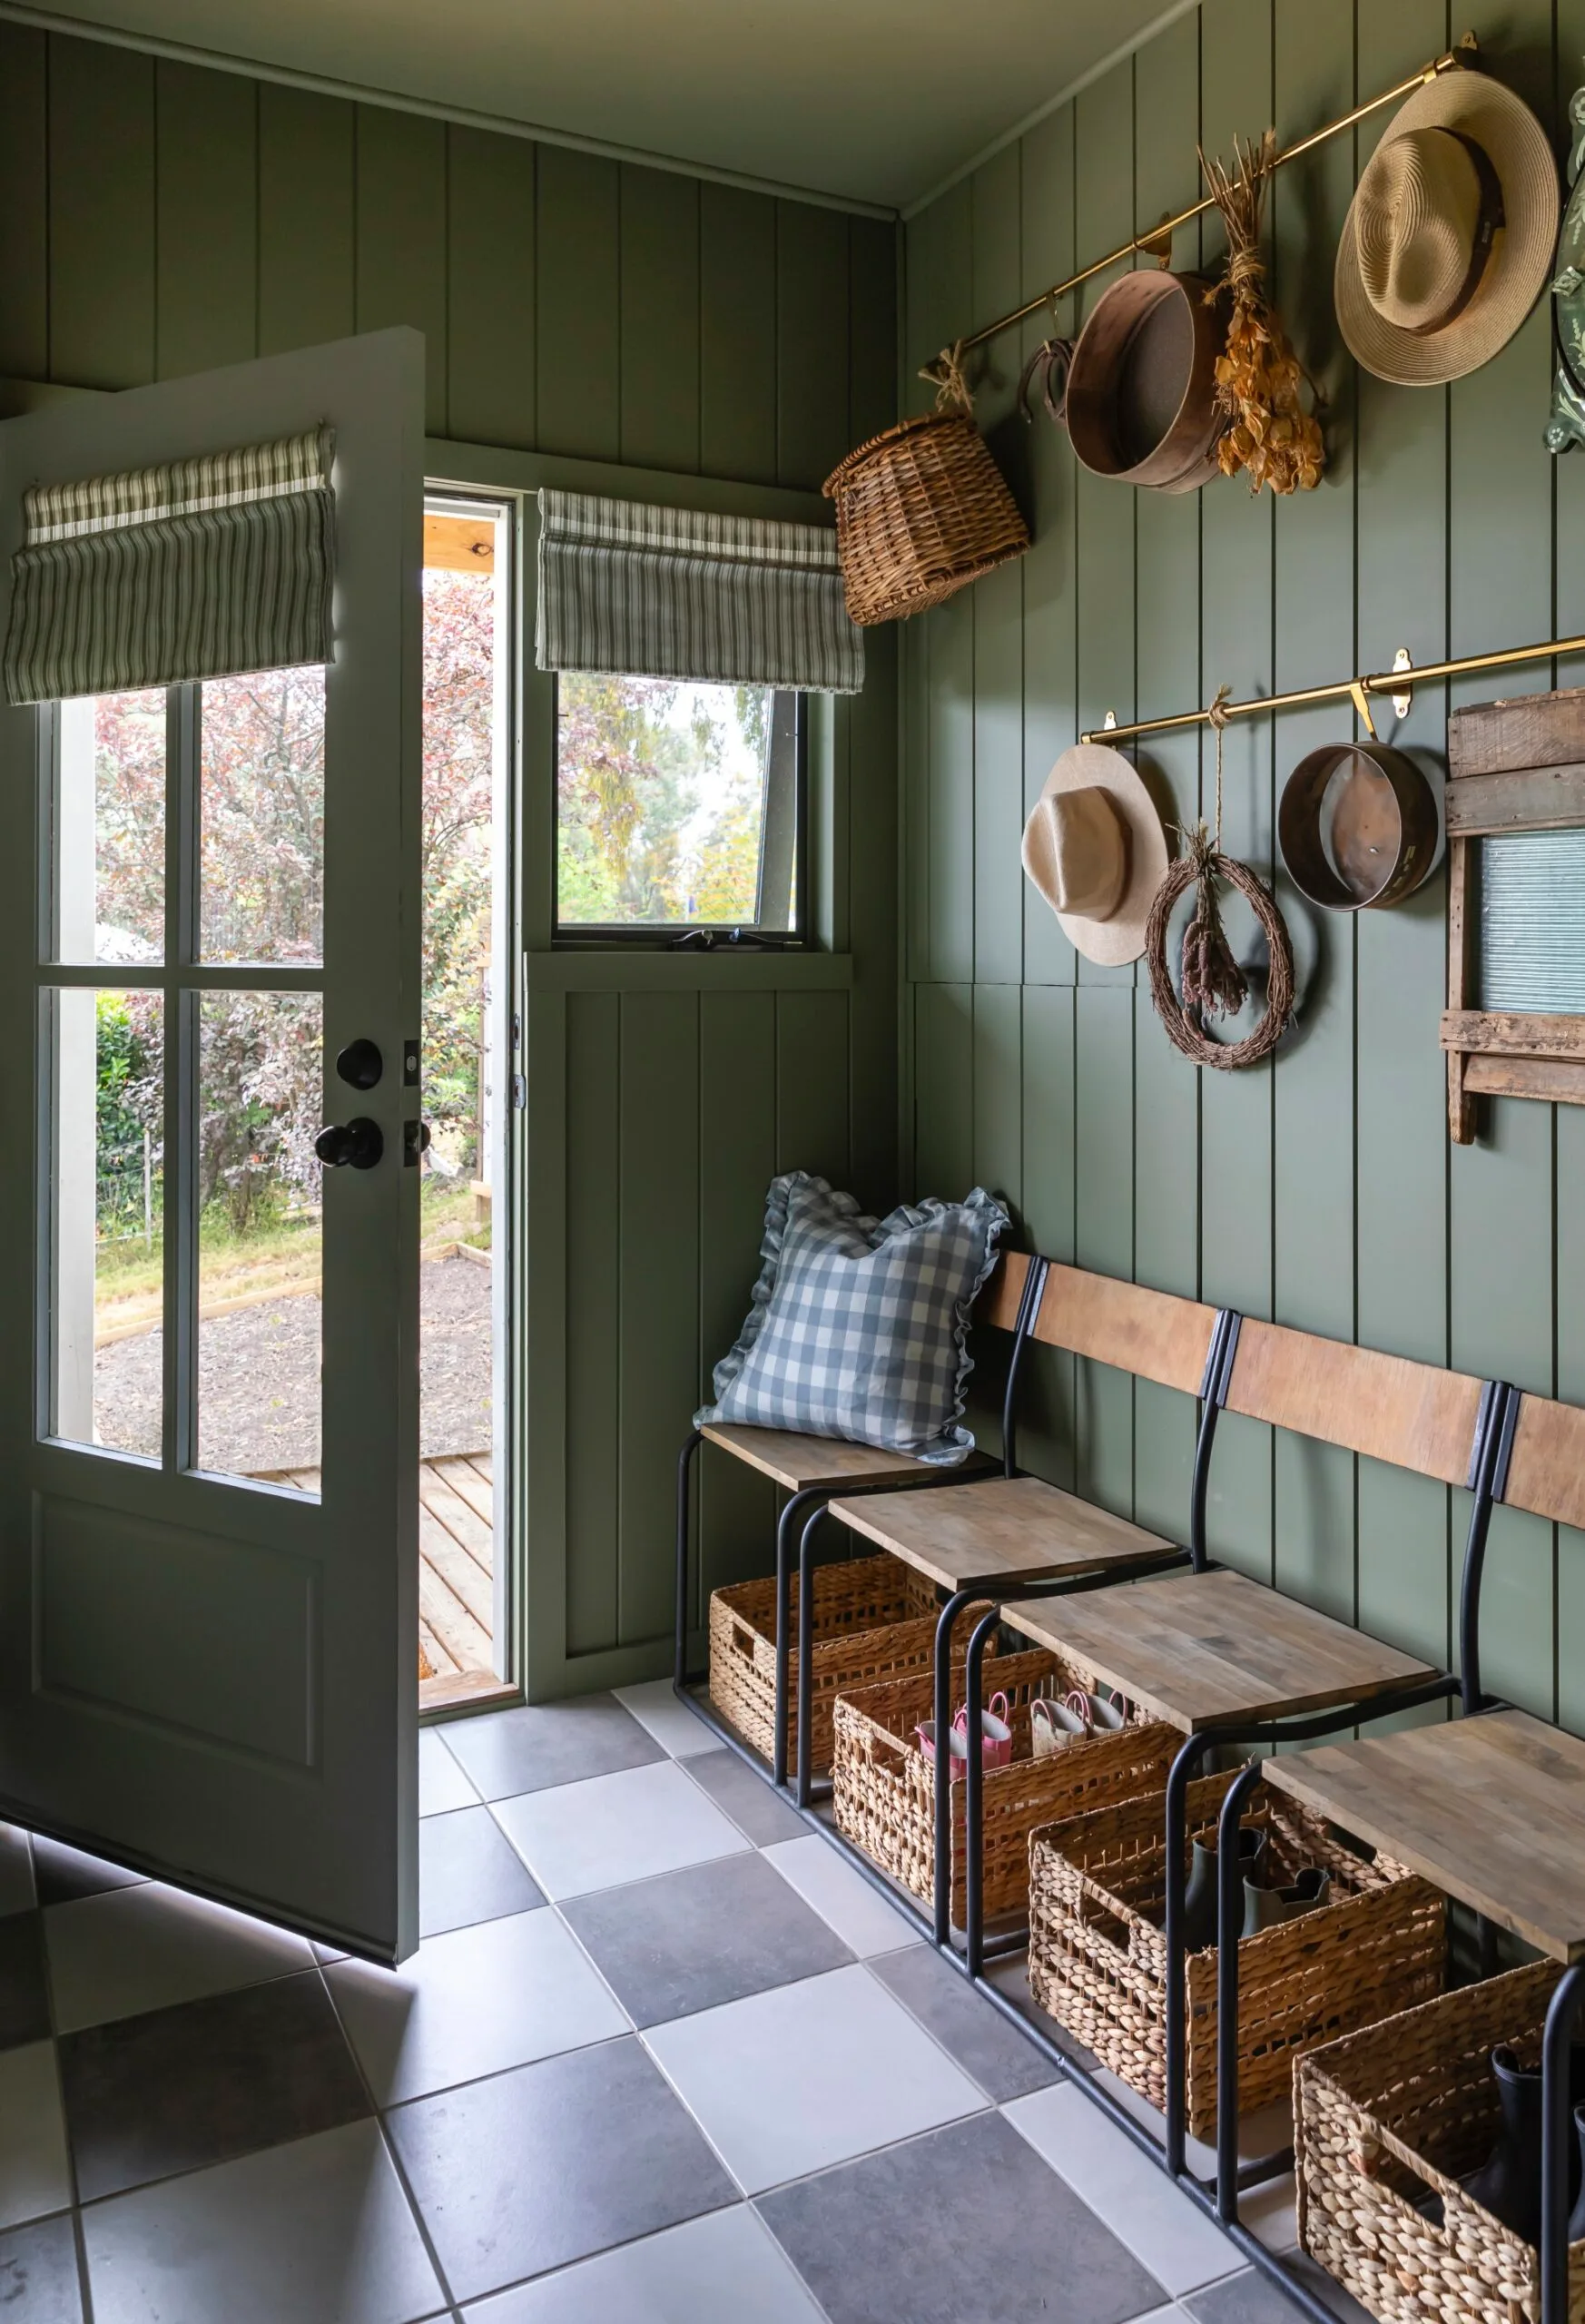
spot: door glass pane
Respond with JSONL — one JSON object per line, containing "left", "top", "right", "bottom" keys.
{"left": 54, "top": 690, "right": 166, "bottom": 966}
{"left": 196, "top": 990, "right": 323, "bottom": 1486}
{"left": 200, "top": 667, "right": 326, "bottom": 964}
{"left": 48, "top": 986, "right": 164, "bottom": 1456}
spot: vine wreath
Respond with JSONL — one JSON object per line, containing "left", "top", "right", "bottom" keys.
{"left": 1143, "top": 687, "right": 1296, "bottom": 1070}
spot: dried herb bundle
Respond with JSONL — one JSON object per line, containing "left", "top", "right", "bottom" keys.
{"left": 1180, "top": 823, "right": 1248, "bottom": 1019}
{"left": 1199, "top": 131, "right": 1325, "bottom": 497}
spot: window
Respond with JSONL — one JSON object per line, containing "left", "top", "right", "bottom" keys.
{"left": 554, "top": 675, "right": 802, "bottom": 942}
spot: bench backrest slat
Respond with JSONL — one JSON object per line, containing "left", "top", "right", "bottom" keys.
{"left": 1505, "top": 1396, "right": 1585, "bottom": 1531}
{"left": 980, "top": 1254, "right": 1217, "bottom": 1398}
{"left": 1226, "top": 1320, "right": 1482, "bottom": 1487}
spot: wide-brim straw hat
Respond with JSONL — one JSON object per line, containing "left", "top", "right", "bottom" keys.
{"left": 1021, "top": 743, "right": 1169, "bottom": 964}
{"left": 1335, "top": 65, "right": 1559, "bottom": 387}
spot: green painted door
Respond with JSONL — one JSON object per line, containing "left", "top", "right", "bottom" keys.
{"left": 0, "top": 329, "right": 426, "bottom": 1964}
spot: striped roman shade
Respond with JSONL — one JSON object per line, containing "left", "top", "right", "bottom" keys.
{"left": 4, "top": 428, "right": 335, "bottom": 704}
{"left": 535, "top": 489, "right": 863, "bottom": 695}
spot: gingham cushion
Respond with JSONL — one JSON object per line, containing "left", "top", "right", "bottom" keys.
{"left": 695, "top": 1173, "right": 1009, "bottom": 1465}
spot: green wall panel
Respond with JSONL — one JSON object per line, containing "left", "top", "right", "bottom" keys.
{"left": 699, "top": 185, "right": 778, "bottom": 485}
{"left": 259, "top": 86, "right": 355, "bottom": 358}
{"left": 564, "top": 992, "right": 621, "bottom": 1657}
{"left": 50, "top": 36, "right": 156, "bottom": 389}
{"left": 536, "top": 145, "right": 622, "bottom": 463}
{"left": 154, "top": 63, "right": 257, "bottom": 380}
{"left": 446, "top": 128, "right": 537, "bottom": 452}
{"left": 355, "top": 105, "right": 448, "bottom": 433}
{"left": 619, "top": 165, "right": 701, "bottom": 475}
{"left": 0, "top": 26, "right": 47, "bottom": 380}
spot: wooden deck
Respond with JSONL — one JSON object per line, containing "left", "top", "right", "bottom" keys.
{"left": 257, "top": 1452, "right": 497, "bottom": 1694}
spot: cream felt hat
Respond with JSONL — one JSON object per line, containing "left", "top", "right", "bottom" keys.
{"left": 1335, "top": 66, "right": 1559, "bottom": 387}
{"left": 1021, "top": 743, "right": 1169, "bottom": 965}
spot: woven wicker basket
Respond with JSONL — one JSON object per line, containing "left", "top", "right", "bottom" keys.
{"left": 707, "top": 1551, "right": 989, "bottom": 1772}
{"left": 822, "top": 412, "right": 1029, "bottom": 626}
{"left": 832, "top": 1649, "right": 1180, "bottom": 1932}
{"left": 1027, "top": 1768, "right": 1446, "bottom": 2141}
{"left": 1298, "top": 1960, "right": 1585, "bottom": 2324}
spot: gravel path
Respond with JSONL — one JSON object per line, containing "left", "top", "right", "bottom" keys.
{"left": 92, "top": 1254, "right": 493, "bottom": 1474}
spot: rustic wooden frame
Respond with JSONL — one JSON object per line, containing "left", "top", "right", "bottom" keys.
{"left": 1442, "top": 687, "right": 1585, "bottom": 1141}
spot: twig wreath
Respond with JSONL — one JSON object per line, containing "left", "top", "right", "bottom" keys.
{"left": 1144, "top": 686, "right": 1296, "bottom": 1071}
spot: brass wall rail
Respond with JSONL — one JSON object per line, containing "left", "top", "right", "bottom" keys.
{"left": 1078, "top": 634, "right": 1585, "bottom": 749}
{"left": 951, "top": 37, "right": 1475, "bottom": 359}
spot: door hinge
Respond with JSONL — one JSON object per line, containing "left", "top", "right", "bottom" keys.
{"left": 511, "top": 1073, "right": 527, "bottom": 1109}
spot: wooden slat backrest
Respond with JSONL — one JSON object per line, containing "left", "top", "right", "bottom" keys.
{"left": 1226, "top": 1319, "right": 1482, "bottom": 1487}
{"left": 977, "top": 1252, "right": 1217, "bottom": 1397}
{"left": 1504, "top": 1395, "right": 1585, "bottom": 1531}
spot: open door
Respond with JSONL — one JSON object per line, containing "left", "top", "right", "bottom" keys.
{"left": 0, "top": 329, "right": 426, "bottom": 1964}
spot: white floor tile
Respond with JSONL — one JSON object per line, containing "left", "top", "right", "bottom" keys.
{"left": 613, "top": 1681, "right": 719, "bottom": 1759}
{"left": 493, "top": 1761, "right": 750, "bottom": 1900}
{"left": 1240, "top": 2171, "right": 1299, "bottom": 2255}
{"left": 326, "top": 1909, "right": 627, "bottom": 2103}
{"left": 420, "top": 1728, "right": 478, "bottom": 1817}
{"left": 1006, "top": 2083, "right": 1244, "bottom": 2294}
{"left": 462, "top": 2205, "right": 823, "bottom": 2321}
{"left": 0, "top": 2043, "right": 72, "bottom": 2231}
{"left": 645, "top": 1962, "right": 984, "bottom": 2195}
{"left": 0, "top": 1827, "right": 34, "bottom": 1917}
{"left": 761, "top": 1836, "right": 920, "bottom": 1957}
{"left": 45, "top": 1883, "right": 314, "bottom": 2034}
{"left": 83, "top": 2119, "right": 445, "bottom": 2324}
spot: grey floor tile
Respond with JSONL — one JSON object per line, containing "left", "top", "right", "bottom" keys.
{"left": 45, "top": 1883, "right": 313, "bottom": 2034}
{"left": 1186, "top": 2268, "right": 1317, "bottom": 2324}
{"left": 0, "top": 2044, "right": 73, "bottom": 2230}
{"left": 439, "top": 1697, "right": 664, "bottom": 1802}
{"left": 60, "top": 1970, "right": 369, "bottom": 2201}
{"left": 82, "top": 2118, "right": 444, "bottom": 2324}
{"left": 326, "top": 1909, "right": 626, "bottom": 2105}
{"left": 28, "top": 1842, "right": 142, "bottom": 1909}
{"left": 419, "top": 1807, "right": 546, "bottom": 1938}
{"left": 762, "top": 1836, "right": 920, "bottom": 1957}
{"left": 683, "top": 1751, "right": 806, "bottom": 1846}
{"left": 0, "top": 2211, "right": 82, "bottom": 2323}
{"left": 388, "top": 2034, "right": 736, "bottom": 2305}
{"left": 561, "top": 1851, "right": 852, "bottom": 2028}
{"left": 0, "top": 1916, "right": 51, "bottom": 2051}
{"left": 871, "top": 1945, "right": 1061, "bottom": 2102}
{"left": 462, "top": 2204, "right": 823, "bottom": 2320}
{"left": 760, "top": 2110, "right": 1167, "bottom": 2324}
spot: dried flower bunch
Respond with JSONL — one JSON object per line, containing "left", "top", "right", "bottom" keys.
{"left": 1180, "top": 823, "right": 1248, "bottom": 1019}
{"left": 1199, "top": 129, "right": 1325, "bottom": 496}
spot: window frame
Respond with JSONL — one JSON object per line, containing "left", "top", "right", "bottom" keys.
{"left": 549, "top": 674, "right": 810, "bottom": 951}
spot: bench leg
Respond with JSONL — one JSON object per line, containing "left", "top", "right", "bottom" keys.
{"left": 674, "top": 1432, "right": 703, "bottom": 1689}
{"left": 773, "top": 1486, "right": 826, "bottom": 1792}
{"left": 1164, "top": 1731, "right": 1220, "bottom": 2180}
{"left": 962, "top": 1604, "right": 1004, "bottom": 1978}
{"left": 931, "top": 1590, "right": 980, "bottom": 1947}
{"left": 1542, "top": 1965, "right": 1585, "bottom": 2324}
{"left": 1215, "top": 1758, "right": 1265, "bottom": 2222}
{"left": 795, "top": 1504, "right": 832, "bottom": 1808}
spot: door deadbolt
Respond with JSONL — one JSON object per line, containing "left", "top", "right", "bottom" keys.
{"left": 336, "top": 1039, "right": 383, "bottom": 1091}
{"left": 315, "top": 1117, "right": 384, "bottom": 1170}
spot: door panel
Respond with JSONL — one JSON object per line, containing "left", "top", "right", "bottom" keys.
{"left": 0, "top": 329, "right": 425, "bottom": 1963}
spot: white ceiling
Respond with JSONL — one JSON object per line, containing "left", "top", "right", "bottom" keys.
{"left": 20, "top": 0, "right": 1184, "bottom": 210}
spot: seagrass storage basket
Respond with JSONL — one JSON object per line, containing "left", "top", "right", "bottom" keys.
{"left": 707, "top": 1551, "right": 989, "bottom": 1772}
{"left": 832, "top": 1648, "right": 1180, "bottom": 1932}
{"left": 1027, "top": 1768, "right": 1446, "bottom": 2142}
{"left": 1297, "top": 1960, "right": 1580, "bottom": 2324}
{"left": 822, "top": 412, "right": 1029, "bottom": 625}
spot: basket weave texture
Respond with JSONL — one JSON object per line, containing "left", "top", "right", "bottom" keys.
{"left": 832, "top": 1648, "right": 1180, "bottom": 1931}
{"left": 707, "top": 1551, "right": 989, "bottom": 1772}
{"left": 1298, "top": 1959, "right": 1584, "bottom": 2324}
{"left": 822, "top": 413, "right": 1029, "bottom": 626}
{"left": 1027, "top": 1769, "right": 1446, "bottom": 2141}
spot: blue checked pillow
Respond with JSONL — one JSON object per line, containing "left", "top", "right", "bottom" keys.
{"left": 695, "top": 1173, "right": 1010, "bottom": 1465}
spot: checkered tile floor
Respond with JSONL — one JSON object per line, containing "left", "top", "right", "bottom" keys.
{"left": 0, "top": 1684, "right": 1351, "bottom": 2322}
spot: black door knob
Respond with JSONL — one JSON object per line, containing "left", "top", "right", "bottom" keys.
{"left": 315, "top": 1117, "right": 384, "bottom": 1170}
{"left": 336, "top": 1039, "right": 383, "bottom": 1091}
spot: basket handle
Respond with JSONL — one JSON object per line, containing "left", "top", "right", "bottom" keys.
{"left": 729, "top": 1617, "right": 757, "bottom": 1662}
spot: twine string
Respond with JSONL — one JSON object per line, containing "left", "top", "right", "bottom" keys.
{"left": 1206, "top": 681, "right": 1234, "bottom": 850}
{"left": 920, "top": 340, "right": 974, "bottom": 415}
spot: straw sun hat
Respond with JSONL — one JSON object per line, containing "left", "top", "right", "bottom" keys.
{"left": 1335, "top": 65, "right": 1559, "bottom": 387}
{"left": 1020, "top": 743, "right": 1169, "bottom": 966}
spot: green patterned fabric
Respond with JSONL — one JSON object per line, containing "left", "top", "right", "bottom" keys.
{"left": 535, "top": 488, "right": 862, "bottom": 695}
{"left": 4, "top": 428, "right": 335, "bottom": 704}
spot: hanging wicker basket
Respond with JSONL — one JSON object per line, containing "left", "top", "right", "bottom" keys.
{"left": 823, "top": 373, "right": 1029, "bottom": 626}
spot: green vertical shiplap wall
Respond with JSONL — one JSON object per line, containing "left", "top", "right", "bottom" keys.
{"left": 0, "top": 24, "right": 899, "bottom": 1700}
{"left": 904, "top": 0, "right": 1585, "bottom": 1728}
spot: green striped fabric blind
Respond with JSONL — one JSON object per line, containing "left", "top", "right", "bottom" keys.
{"left": 4, "top": 428, "right": 335, "bottom": 704}
{"left": 535, "top": 489, "right": 862, "bottom": 695}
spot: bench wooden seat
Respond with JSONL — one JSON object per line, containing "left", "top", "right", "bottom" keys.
{"left": 1001, "top": 1566, "right": 1438, "bottom": 1734}
{"left": 1263, "top": 1710, "right": 1585, "bottom": 1964}
{"left": 827, "top": 1473, "right": 1175, "bottom": 1595}
{"left": 698, "top": 1423, "right": 989, "bottom": 1496}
